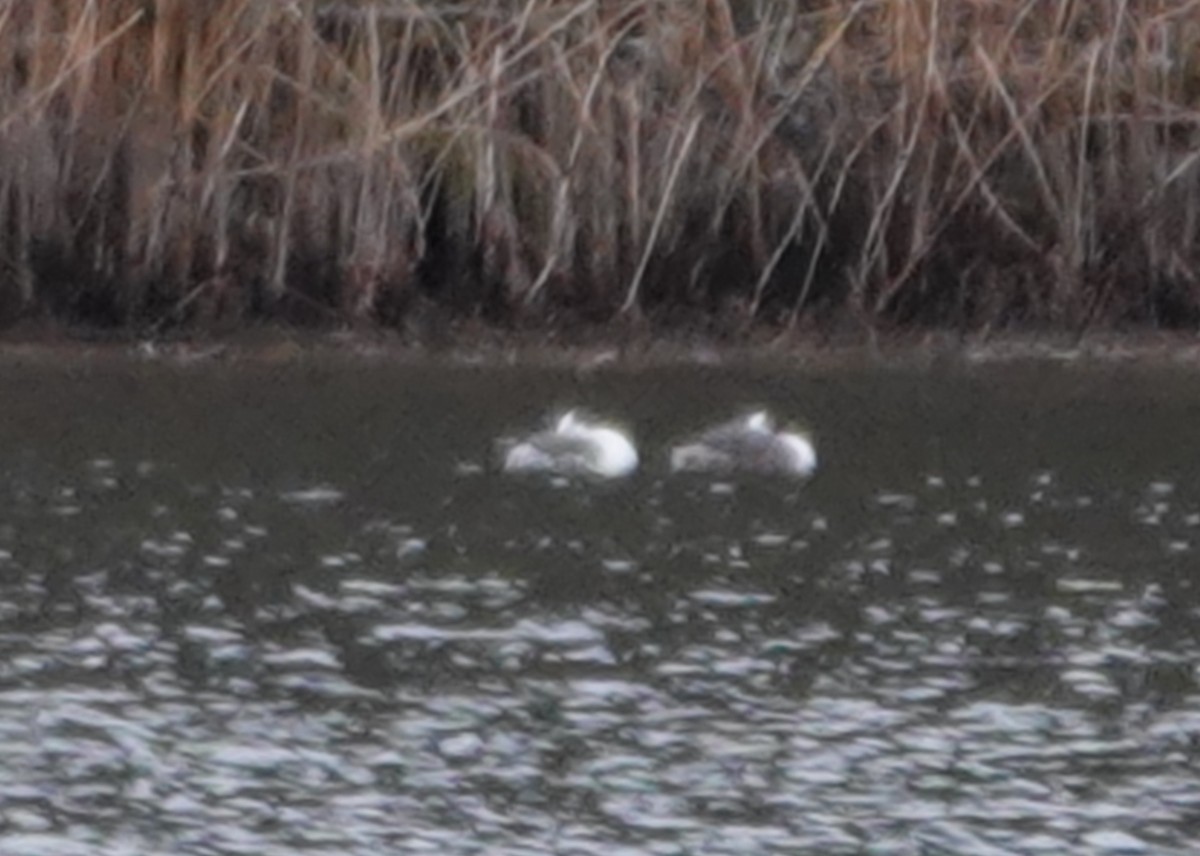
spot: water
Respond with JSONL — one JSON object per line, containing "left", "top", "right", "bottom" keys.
{"left": 1, "top": 360, "right": 1199, "bottom": 855}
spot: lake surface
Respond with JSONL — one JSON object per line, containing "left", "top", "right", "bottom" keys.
{"left": 1, "top": 359, "right": 1199, "bottom": 855}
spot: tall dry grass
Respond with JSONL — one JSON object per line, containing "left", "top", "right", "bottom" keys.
{"left": 1, "top": 0, "right": 1199, "bottom": 334}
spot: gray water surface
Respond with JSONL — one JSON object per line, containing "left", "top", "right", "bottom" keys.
{"left": 1, "top": 361, "right": 1199, "bottom": 855}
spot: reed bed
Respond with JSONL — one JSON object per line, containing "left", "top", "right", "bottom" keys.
{"left": 1, "top": 0, "right": 1199, "bottom": 335}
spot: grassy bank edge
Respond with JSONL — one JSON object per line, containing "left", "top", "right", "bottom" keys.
{"left": 3, "top": 322, "right": 1200, "bottom": 373}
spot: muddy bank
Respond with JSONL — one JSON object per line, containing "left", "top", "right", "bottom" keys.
{"left": 4, "top": 323, "right": 1200, "bottom": 373}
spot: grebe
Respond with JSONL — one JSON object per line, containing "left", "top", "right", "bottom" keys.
{"left": 501, "top": 410, "right": 638, "bottom": 478}
{"left": 669, "top": 410, "right": 816, "bottom": 477}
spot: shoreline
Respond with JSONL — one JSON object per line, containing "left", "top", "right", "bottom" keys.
{"left": 3, "top": 323, "right": 1200, "bottom": 372}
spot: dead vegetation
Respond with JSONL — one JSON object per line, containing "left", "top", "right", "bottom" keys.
{"left": 1, "top": 0, "right": 1199, "bottom": 335}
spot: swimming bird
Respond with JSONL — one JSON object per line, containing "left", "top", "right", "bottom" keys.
{"left": 501, "top": 410, "right": 638, "bottom": 478}
{"left": 669, "top": 410, "right": 817, "bottom": 477}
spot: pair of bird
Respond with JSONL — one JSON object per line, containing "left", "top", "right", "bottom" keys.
{"left": 500, "top": 409, "right": 817, "bottom": 479}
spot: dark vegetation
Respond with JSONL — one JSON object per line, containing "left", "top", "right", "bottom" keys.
{"left": 2, "top": 1, "right": 1200, "bottom": 339}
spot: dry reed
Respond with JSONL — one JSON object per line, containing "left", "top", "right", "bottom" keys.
{"left": 1, "top": 0, "right": 1199, "bottom": 335}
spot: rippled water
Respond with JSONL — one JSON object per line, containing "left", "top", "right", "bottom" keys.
{"left": 2, "top": 361, "right": 1199, "bottom": 855}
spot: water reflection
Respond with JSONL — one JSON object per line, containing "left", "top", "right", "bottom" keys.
{"left": 0, "top": 364, "right": 1199, "bottom": 854}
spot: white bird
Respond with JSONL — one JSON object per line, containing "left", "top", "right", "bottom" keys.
{"left": 669, "top": 410, "right": 817, "bottom": 477}
{"left": 501, "top": 410, "right": 638, "bottom": 478}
